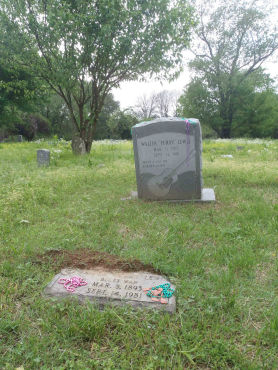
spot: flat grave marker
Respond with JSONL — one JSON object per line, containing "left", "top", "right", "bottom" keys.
{"left": 44, "top": 268, "right": 176, "bottom": 313}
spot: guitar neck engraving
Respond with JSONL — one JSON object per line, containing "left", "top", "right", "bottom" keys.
{"left": 146, "top": 149, "right": 196, "bottom": 197}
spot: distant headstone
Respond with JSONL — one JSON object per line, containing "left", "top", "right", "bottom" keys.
{"left": 71, "top": 136, "right": 86, "bottom": 155}
{"left": 44, "top": 268, "right": 176, "bottom": 313}
{"left": 132, "top": 117, "right": 215, "bottom": 202}
{"left": 18, "top": 135, "right": 23, "bottom": 142}
{"left": 37, "top": 149, "right": 50, "bottom": 167}
{"left": 237, "top": 146, "right": 244, "bottom": 151}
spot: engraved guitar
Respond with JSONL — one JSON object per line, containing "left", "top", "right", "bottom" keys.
{"left": 146, "top": 148, "right": 195, "bottom": 197}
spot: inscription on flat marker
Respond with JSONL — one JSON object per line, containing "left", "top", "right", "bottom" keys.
{"left": 44, "top": 268, "right": 176, "bottom": 313}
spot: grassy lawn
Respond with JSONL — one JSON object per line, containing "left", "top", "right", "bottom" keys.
{"left": 1, "top": 138, "right": 278, "bottom": 369}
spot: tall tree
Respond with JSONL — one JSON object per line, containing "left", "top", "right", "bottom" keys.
{"left": 232, "top": 73, "right": 278, "bottom": 138}
{"left": 94, "top": 93, "right": 120, "bottom": 140}
{"left": 1, "top": 0, "right": 194, "bottom": 152}
{"left": 178, "top": 68, "right": 278, "bottom": 138}
{"left": 0, "top": 62, "right": 46, "bottom": 138}
{"left": 0, "top": 8, "right": 47, "bottom": 138}
{"left": 108, "top": 109, "right": 138, "bottom": 139}
{"left": 134, "top": 90, "right": 180, "bottom": 120}
{"left": 155, "top": 90, "right": 180, "bottom": 117}
{"left": 177, "top": 77, "right": 217, "bottom": 127}
{"left": 189, "top": 0, "right": 278, "bottom": 138}
{"left": 134, "top": 93, "right": 159, "bottom": 120}
{"left": 39, "top": 92, "right": 73, "bottom": 139}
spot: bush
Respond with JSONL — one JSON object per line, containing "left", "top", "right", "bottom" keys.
{"left": 13, "top": 113, "right": 51, "bottom": 140}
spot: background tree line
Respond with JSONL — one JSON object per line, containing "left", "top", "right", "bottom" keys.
{"left": 178, "top": 0, "right": 278, "bottom": 138}
{"left": 0, "top": 0, "right": 278, "bottom": 147}
{"left": 0, "top": 0, "right": 193, "bottom": 152}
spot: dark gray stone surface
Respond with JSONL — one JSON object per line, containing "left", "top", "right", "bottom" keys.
{"left": 37, "top": 149, "right": 50, "bottom": 166}
{"left": 44, "top": 268, "right": 176, "bottom": 313}
{"left": 132, "top": 118, "right": 204, "bottom": 201}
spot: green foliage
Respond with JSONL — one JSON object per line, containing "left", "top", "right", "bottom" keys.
{"left": 177, "top": 77, "right": 219, "bottom": 137}
{"left": 1, "top": 0, "right": 195, "bottom": 152}
{"left": 0, "top": 63, "right": 47, "bottom": 137}
{"left": 34, "top": 92, "right": 121, "bottom": 141}
{"left": 108, "top": 109, "right": 138, "bottom": 139}
{"left": 0, "top": 15, "right": 48, "bottom": 138}
{"left": 178, "top": 69, "right": 278, "bottom": 138}
{"left": 189, "top": 0, "right": 278, "bottom": 138}
{"left": 94, "top": 94, "right": 120, "bottom": 140}
{"left": 0, "top": 66, "right": 32, "bottom": 114}
{"left": 0, "top": 20, "right": 48, "bottom": 140}
{"left": 15, "top": 113, "right": 51, "bottom": 140}
{"left": 38, "top": 92, "right": 74, "bottom": 140}
{"left": 234, "top": 89, "right": 278, "bottom": 138}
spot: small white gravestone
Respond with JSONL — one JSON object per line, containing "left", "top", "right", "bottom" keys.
{"left": 37, "top": 149, "right": 50, "bottom": 166}
{"left": 44, "top": 268, "right": 176, "bottom": 313}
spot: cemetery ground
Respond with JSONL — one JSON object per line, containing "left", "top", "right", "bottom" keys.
{"left": 0, "top": 138, "right": 278, "bottom": 369}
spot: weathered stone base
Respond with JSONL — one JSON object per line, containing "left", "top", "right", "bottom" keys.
{"left": 71, "top": 136, "right": 86, "bottom": 155}
{"left": 44, "top": 268, "right": 176, "bottom": 313}
{"left": 200, "top": 188, "right": 216, "bottom": 202}
{"left": 122, "top": 188, "right": 215, "bottom": 202}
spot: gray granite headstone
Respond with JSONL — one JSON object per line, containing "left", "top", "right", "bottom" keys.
{"left": 18, "top": 135, "right": 23, "bottom": 142}
{"left": 37, "top": 149, "right": 50, "bottom": 167}
{"left": 71, "top": 136, "right": 86, "bottom": 155}
{"left": 132, "top": 117, "right": 215, "bottom": 201}
{"left": 44, "top": 268, "right": 176, "bottom": 313}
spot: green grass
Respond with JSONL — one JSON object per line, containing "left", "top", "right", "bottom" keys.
{"left": 1, "top": 138, "right": 278, "bottom": 369}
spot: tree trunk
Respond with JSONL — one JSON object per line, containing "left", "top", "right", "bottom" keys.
{"left": 220, "top": 101, "right": 233, "bottom": 138}
{"left": 71, "top": 117, "right": 87, "bottom": 155}
{"left": 70, "top": 98, "right": 102, "bottom": 154}
{"left": 83, "top": 114, "right": 100, "bottom": 154}
{"left": 85, "top": 125, "right": 93, "bottom": 153}
{"left": 75, "top": 118, "right": 92, "bottom": 154}
{"left": 221, "top": 124, "right": 231, "bottom": 138}
{"left": 72, "top": 121, "right": 94, "bottom": 154}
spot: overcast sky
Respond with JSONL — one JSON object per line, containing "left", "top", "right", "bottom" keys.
{"left": 112, "top": 1, "right": 278, "bottom": 111}
{"left": 112, "top": 61, "right": 278, "bottom": 110}
{"left": 112, "top": 65, "right": 192, "bottom": 110}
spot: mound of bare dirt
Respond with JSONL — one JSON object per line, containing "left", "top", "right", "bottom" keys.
{"left": 35, "top": 248, "right": 159, "bottom": 274}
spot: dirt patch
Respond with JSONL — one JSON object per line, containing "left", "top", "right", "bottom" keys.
{"left": 35, "top": 248, "right": 159, "bottom": 274}
{"left": 255, "top": 262, "right": 272, "bottom": 284}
